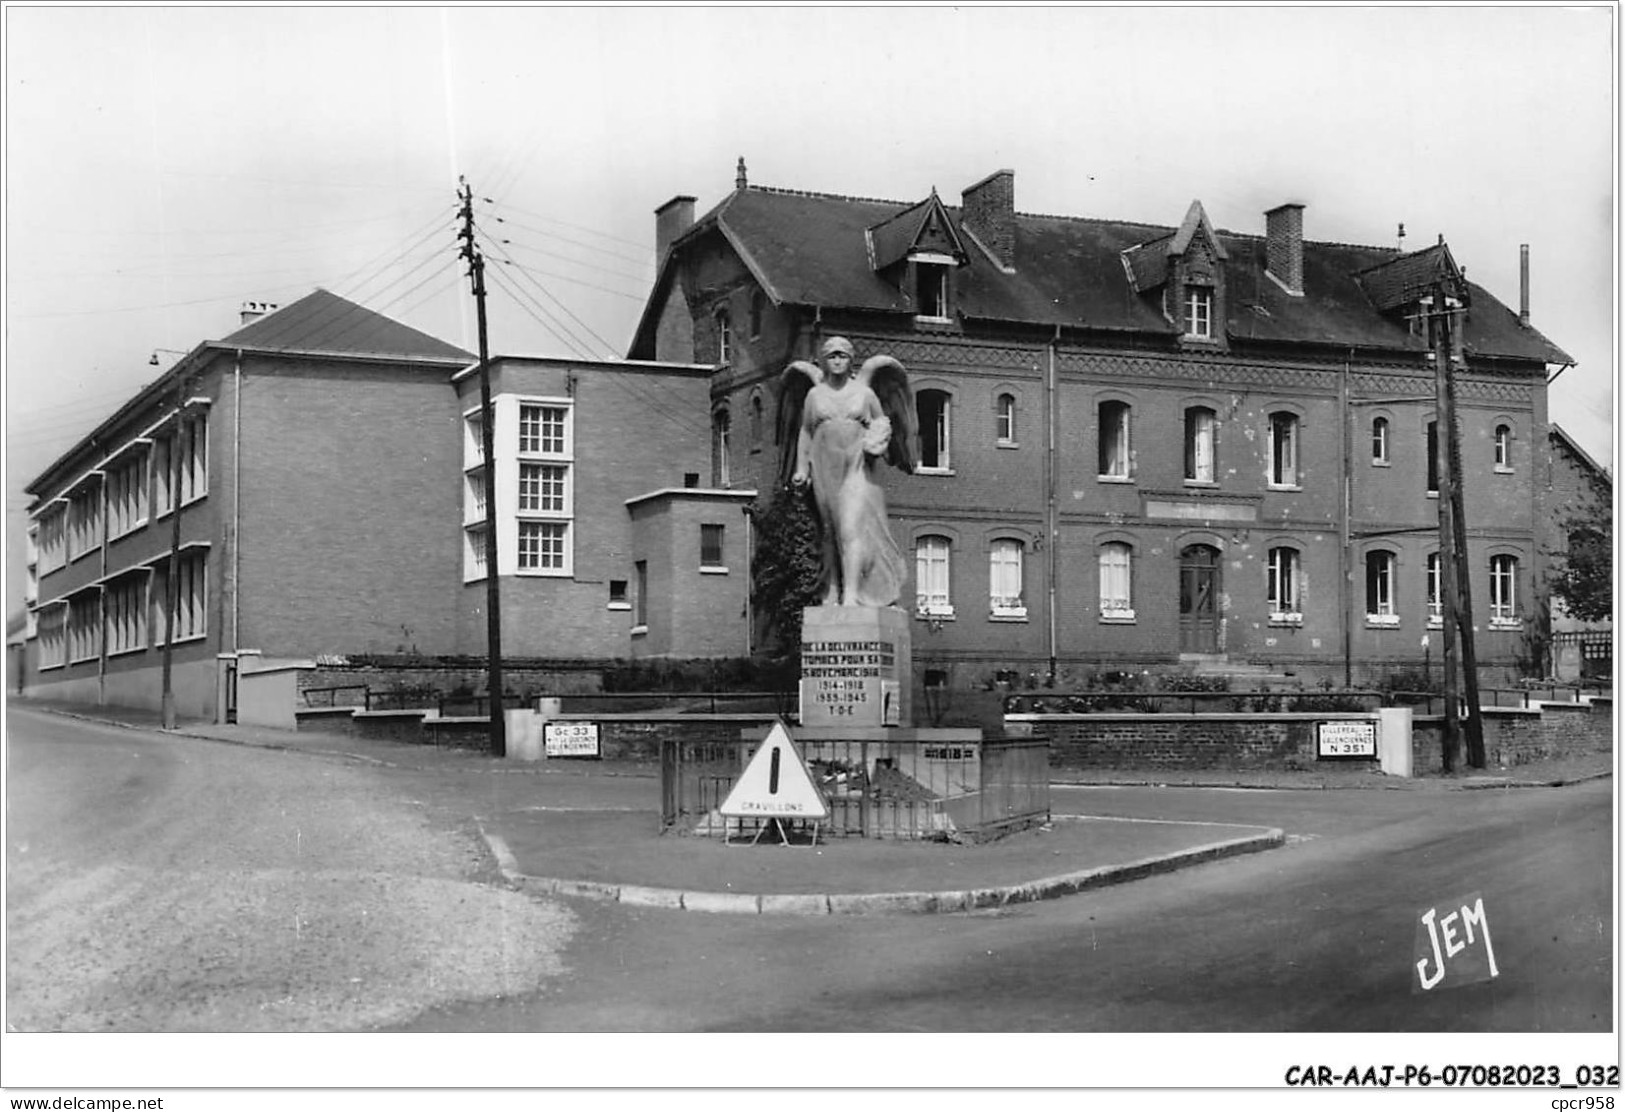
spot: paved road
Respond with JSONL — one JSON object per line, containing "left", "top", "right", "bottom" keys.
{"left": 6, "top": 707, "right": 576, "bottom": 1031}
{"left": 398, "top": 778, "right": 1612, "bottom": 1034}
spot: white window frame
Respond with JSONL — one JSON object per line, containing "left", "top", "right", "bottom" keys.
{"left": 1267, "top": 547, "right": 1302, "bottom": 624}
{"left": 995, "top": 393, "right": 1017, "bottom": 446}
{"left": 988, "top": 538, "right": 1026, "bottom": 618}
{"left": 715, "top": 308, "right": 732, "bottom": 365}
{"left": 1371, "top": 416, "right": 1390, "bottom": 465}
{"left": 1426, "top": 552, "right": 1443, "bottom": 628}
{"left": 511, "top": 397, "right": 574, "bottom": 578}
{"left": 1490, "top": 554, "right": 1519, "bottom": 627}
{"left": 517, "top": 520, "right": 570, "bottom": 574}
{"left": 913, "top": 257, "right": 952, "bottom": 322}
{"left": 1185, "top": 286, "right": 1213, "bottom": 339}
{"left": 1098, "top": 542, "right": 1135, "bottom": 622}
{"left": 713, "top": 407, "right": 731, "bottom": 487}
{"left": 915, "top": 535, "right": 954, "bottom": 618}
{"left": 1185, "top": 407, "right": 1217, "bottom": 484}
{"left": 1493, "top": 424, "right": 1513, "bottom": 472}
{"left": 1365, "top": 550, "right": 1399, "bottom": 625}
{"left": 917, "top": 390, "right": 953, "bottom": 473}
{"left": 700, "top": 523, "right": 728, "bottom": 573}
{"left": 1098, "top": 400, "right": 1132, "bottom": 480}
{"left": 1268, "top": 412, "right": 1300, "bottom": 488}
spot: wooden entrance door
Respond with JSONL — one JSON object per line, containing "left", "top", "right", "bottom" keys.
{"left": 1179, "top": 545, "right": 1220, "bottom": 653}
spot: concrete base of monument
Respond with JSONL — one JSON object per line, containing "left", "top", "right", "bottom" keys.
{"left": 799, "top": 604, "right": 912, "bottom": 728}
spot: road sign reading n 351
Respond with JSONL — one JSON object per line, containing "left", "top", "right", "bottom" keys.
{"left": 1317, "top": 720, "right": 1376, "bottom": 759}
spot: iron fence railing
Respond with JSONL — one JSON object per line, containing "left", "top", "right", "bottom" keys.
{"left": 301, "top": 684, "right": 369, "bottom": 708}
{"left": 552, "top": 690, "right": 794, "bottom": 715}
{"left": 660, "top": 733, "right": 1049, "bottom": 841}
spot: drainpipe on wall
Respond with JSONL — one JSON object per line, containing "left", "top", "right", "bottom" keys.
{"left": 1341, "top": 347, "right": 1353, "bottom": 688}
{"left": 1047, "top": 326, "right": 1060, "bottom": 680}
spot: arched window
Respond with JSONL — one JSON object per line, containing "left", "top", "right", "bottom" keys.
{"left": 1371, "top": 416, "right": 1390, "bottom": 464}
{"left": 712, "top": 408, "right": 730, "bottom": 487}
{"left": 989, "top": 538, "right": 1025, "bottom": 616}
{"left": 1269, "top": 412, "right": 1299, "bottom": 487}
{"left": 1490, "top": 554, "right": 1519, "bottom": 624}
{"left": 1184, "top": 406, "right": 1217, "bottom": 482}
{"left": 1267, "top": 547, "right": 1301, "bottom": 619}
{"left": 715, "top": 308, "right": 732, "bottom": 364}
{"left": 1494, "top": 424, "right": 1513, "bottom": 470}
{"left": 750, "top": 392, "right": 764, "bottom": 448}
{"left": 1098, "top": 542, "right": 1134, "bottom": 620}
{"left": 995, "top": 393, "right": 1016, "bottom": 445}
{"left": 1365, "top": 550, "right": 1397, "bottom": 623}
{"left": 1098, "top": 400, "right": 1132, "bottom": 478}
{"left": 918, "top": 389, "right": 952, "bottom": 471}
{"left": 915, "top": 535, "right": 953, "bottom": 615}
{"left": 749, "top": 291, "right": 764, "bottom": 339}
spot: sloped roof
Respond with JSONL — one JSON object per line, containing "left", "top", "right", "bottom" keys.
{"left": 1356, "top": 243, "right": 1464, "bottom": 312}
{"left": 221, "top": 288, "right": 472, "bottom": 363}
{"left": 648, "top": 185, "right": 1570, "bottom": 363}
{"left": 867, "top": 191, "right": 966, "bottom": 271}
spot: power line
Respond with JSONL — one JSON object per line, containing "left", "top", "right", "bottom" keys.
{"left": 479, "top": 206, "right": 655, "bottom": 271}
{"left": 485, "top": 262, "right": 597, "bottom": 359}
{"left": 484, "top": 233, "right": 653, "bottom": 287}
{"left": 474, "top": 196, "right": 652, "bottom": 252}
{"left": 481, "top": 230, "right": 620, "bottom": 356}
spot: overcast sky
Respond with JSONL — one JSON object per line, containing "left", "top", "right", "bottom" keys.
{"left": 1, "top": 2, "right": 1619, "bottom": 1093}
{"left": 5, "top": 3, "right": 1615, "bottom": 623}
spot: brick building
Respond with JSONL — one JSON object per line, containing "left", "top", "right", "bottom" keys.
{"left": 630, "top": 165, "right": 1575, "bottom": 690}
{"left": 21, "top": 291, "right": 723, "bottom": 718}
{"left": 1544, "top": 424, "right": 1612, "bottom": 680}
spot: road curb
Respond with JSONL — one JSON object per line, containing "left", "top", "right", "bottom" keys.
{"left": 495, "top": 827, "right": 1286, "bottom": 917}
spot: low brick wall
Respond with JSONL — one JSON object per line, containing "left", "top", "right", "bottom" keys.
{"left": 1411, "top": 698, "right": 1613, "bottom": 772}
{"left": 553, "top": 715, "right": 779, "bottom": 761}
{"left": 1020, "top": 714, "right": 1325, "bottom": 772}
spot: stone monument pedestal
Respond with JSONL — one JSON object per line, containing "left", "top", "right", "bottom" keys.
{"left": 798, "top": 605, "right": 912, "bottom": 728}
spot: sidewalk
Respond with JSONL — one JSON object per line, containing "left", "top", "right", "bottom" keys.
{"left": 10, "top": 697, "right": 1610, "bottom": 915}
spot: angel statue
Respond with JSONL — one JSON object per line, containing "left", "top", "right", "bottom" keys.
{"left": 776, "top": 336, "right": 917, "bottom": 608}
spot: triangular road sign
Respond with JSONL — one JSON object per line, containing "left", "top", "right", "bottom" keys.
{"left": 719, "top": 721, "right": 829, "bottom": 821}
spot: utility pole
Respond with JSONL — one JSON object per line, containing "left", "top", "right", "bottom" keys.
{"left": 160, "top": 375, "right": 190, "bottom": 730}
{"left": 1441, "top": 299, "right": 1486, "bottom": 767}
{"left": 458, "top": 178, "right": 506, "bottom": 758}
{"left": 1429, "top": 285, "right": 1462, "bottom": 772}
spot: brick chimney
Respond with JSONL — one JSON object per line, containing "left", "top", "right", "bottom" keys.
{"left": 239, "top": 300, "right": 278, "bottom": 325}
{"left": 1264, "top": 203, "right": 1305, "bottom": 295}
{"left": 655, "top": 195, "right": 697, "bottom": 269}
{"left": 961, "top": 169, "right": 1016, "bottom": 270}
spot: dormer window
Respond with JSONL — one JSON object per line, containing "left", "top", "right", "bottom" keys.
{"left": 913, "top": 254, "right": 954, "bottom": 322}
{"left": 1185, "top": 286, "right": 1213, "bottom": 339}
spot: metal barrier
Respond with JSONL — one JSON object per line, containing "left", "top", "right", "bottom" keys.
{"left": 301, "top": 684, "right": 369, "bottom": 708}
{"left": 660, "top": 732, "right": 1049, "bottom": 841}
